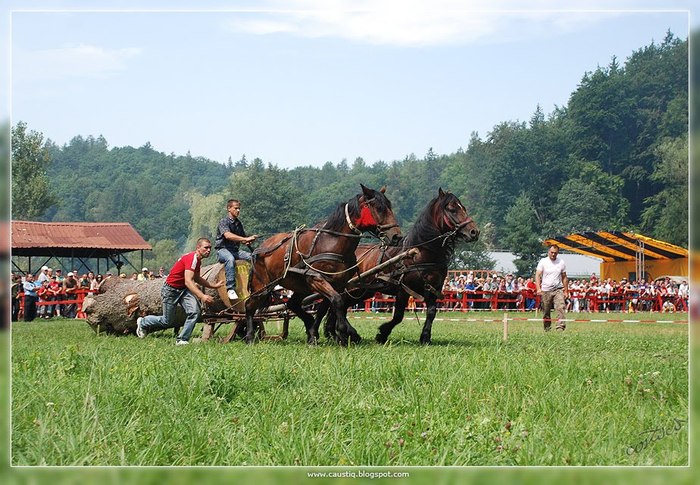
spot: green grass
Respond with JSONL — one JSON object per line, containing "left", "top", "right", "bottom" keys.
{"left": 10, "top": 312, "right": 688, "bottom": 467}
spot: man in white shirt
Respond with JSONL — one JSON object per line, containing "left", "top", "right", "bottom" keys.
{"left": 535, "top": 244, "right": 569, "bottom": 331}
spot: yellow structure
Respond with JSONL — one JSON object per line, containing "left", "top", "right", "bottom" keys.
{"left": 543, "top": 231, "right": 688, "bottom": 282}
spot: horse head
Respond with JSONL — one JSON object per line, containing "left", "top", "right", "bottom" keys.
{"left": 347, "top": 184, "right": 402, "bottom": 245}
{"left": 435, "top": 188, "right": 479, "bottom": 242}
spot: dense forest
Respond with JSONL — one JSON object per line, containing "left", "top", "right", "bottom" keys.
{"left": 12, "top": 32, "right": 689, "bottom": 276}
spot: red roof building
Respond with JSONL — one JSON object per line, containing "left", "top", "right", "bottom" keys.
{"left": 11, "top": 221, "right": 152, "bottom": 274}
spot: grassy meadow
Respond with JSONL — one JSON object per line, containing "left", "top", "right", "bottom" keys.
{"left": 9, "top": 310, "right": 689, "bottom": 471}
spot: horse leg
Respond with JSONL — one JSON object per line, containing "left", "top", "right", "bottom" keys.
{"left": 312, "top": 299, "right": 332, "bottom": 340}
{"left": 306, "top": 279, "right": 354, "bottom": 346}
{"left": 323, "top": 308, "right": 337, "bottom": 340}
{"left": 244, "top": 292, "right": 268, "bottom": 344}
{"left": 376, "top": 291, "right": 409, "bottom": 344}
{"left": 329, "top": 293, "right": 355, "bottom": 345}
{"left": 342, "top": 293, "right": 364, "bottom": 343}
{"left": 419, "top": 295, "right": 438, "bottom": 345}
{"left": 286, "top": 294, "right": 319, "bottom": 345}
{"left": 328, "top": 295, "right": 361, "bottom": 343}
{"left": 327, "top": 304, "right": 360, "bottom": 344}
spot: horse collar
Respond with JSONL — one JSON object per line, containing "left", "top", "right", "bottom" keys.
{"left": 345, "top": 204, "right": 362, "bottom": 235}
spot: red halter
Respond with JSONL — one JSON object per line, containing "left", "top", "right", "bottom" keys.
{"left": 354, "top": 204, "right": 377, "bottom": 229}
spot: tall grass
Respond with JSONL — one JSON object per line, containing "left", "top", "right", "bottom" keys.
{"left": 11, "top": 313, "right": 688, "bottom": 467}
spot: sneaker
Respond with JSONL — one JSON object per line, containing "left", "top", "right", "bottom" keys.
{"left": 227, "top": 289, "right": 239, "bottom": 300}
{"left": 175, "top": 340, "right": 190, "bottom": 346}
{"left": 136, "top": 317, "right": 146, "bottom": 338}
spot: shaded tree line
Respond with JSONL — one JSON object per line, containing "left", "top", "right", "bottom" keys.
{"left": 13, "top": 32, "right": 688, "bottom": 277}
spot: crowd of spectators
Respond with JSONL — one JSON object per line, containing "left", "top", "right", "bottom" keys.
{"left": 12, "top": 264, "right": 690, "bottom": 321}
{"left": 438, "top": 272, "right": 689, "bottom": 313}
{"left": 10, "top": 265, "right": 169, "bottom": 322}
{"left": 441, "top": 271, "right": 537, "bottom": 310}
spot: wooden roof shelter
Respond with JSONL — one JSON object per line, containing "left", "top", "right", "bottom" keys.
{"left": 11, "top": 221, "right": 152, "bottom": 274}
{"left": 543, "top": 231, "right": 688, "bottom": 281}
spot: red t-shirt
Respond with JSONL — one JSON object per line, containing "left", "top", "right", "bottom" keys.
{"left": 165, "top": 251, "right": 201, "bottom": 289}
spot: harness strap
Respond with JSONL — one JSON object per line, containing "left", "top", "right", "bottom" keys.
{"left": 345, "top": 203, "right": 362, "bottom": 235}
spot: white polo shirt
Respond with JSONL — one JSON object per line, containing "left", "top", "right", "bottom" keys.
{"left": 537, "top": 256, "right": 567, "bottom": 291}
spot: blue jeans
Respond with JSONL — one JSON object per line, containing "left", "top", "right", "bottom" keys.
{"left": 216, "top": 247, "right": 252, "bottom": 290}
{"left": 141, "top": 283, "right": 201, "bottom": 342}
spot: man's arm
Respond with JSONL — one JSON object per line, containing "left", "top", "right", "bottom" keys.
{"left": 184, "top": 269, "right": 214, "bottom": 305}
{"left": 223, "top": 231, "right": 257, "bottom": 245}
{"left": 220, "top": 219, "right": 257, "bottom": 245}
{"left": 562, "top": 271, "right": 569, "bottom": 298}
{"left": 194, "top": 273, "right": 224, "bottom": 290}
{"left": 535, "top": 270, "right": 543, "bottom": 294}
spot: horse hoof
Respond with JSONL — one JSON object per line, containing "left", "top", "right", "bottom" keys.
{"left": 350, "top": 333, "right": 362, "bottom": 344}
{"left": 375, "top": 333, "right": 388, "bottom": 344}
{"left": 307, "top": 336, "right": 318, "bottom": 346}
{"left": 419, "top": 337, "right": 431, "bottom": 345}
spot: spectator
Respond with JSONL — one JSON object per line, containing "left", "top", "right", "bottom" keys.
{"left": 37, "top": 266, "right": 51, "bottom": 285}
{"left": 62, "top": 272, "right": 79, "bottom": 318}
{"left": 463, "top": 277, "right": 476, "bottom": 310}
{"left": 47, "top": 275, "right": 62, "bottom": 317}
{"left": 22, "top": 273, "right": 40, "bottom": 322}
{"left": 79, "top": 273, "right": 91, "bottom": 288}
{"left": 36, "top": 280, "right": 51, "bottom": 319}
{"left": 523, "top": 277, "right": 537, "bottom": 311}
{"left": 11, "top": 273, "right": 22, "bottom": 321}
{"left": 137, "top": 267, "right": 149, "bottom": 281}
{"left": 89, "top": 274, "right": 104, "bottom": 296}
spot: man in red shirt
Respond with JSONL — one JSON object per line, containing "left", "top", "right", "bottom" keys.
{"left": 136, "top": 238, "right": 224, "bottom": 345}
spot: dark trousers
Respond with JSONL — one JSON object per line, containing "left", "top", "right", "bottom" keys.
{"left": 12, "top": 298, "right": 20, "bottom": 321}
{"left": 24, "top": 295, "right": 38, "bottom": 322}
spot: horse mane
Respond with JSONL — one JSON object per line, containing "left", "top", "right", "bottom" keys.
{"left": 404, "top": 192, "right": 460, "bottom": 260}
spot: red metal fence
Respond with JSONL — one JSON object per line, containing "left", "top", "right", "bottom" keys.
{"left": 16, "top": 287, "right": 688, "bottom": 321}
{"left": 357, "top": 290, "right": 688, "bottom": 313}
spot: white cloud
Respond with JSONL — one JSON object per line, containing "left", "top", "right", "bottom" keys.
{"left": 14, "top": 44, "right": 142, "bottom": 81}
{"left": 224, "top": 0, "right": 641, "bottom": 46}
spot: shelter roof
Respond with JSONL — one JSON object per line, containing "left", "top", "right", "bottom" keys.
{"left": 11, "top": 221, "right": 152, "bottom": 258}
{"left": 543, "top": 231, "right": 688, "bottom": 262}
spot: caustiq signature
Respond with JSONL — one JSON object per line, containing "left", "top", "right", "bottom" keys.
{"left": 626, "top": 418, "right": 687, "bottom": 455}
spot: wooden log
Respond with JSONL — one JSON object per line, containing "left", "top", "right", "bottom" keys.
{"left": 83, "top": 261, "right": 249, "bottom": 335}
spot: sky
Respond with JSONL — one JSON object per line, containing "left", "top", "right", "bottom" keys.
{"left": 4, "top": 0, "right": 697, "bottom": 169}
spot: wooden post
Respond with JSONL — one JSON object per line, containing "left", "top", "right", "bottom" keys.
{"left": 503, "top": 312, "right": 508, "bottom": 341}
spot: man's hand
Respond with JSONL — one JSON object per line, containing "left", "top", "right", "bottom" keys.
{"left": 211, "top": 279, "right": 225, "bottom": 289}
{"left": 201, "top": 294, "right": 215, "bottom": 305}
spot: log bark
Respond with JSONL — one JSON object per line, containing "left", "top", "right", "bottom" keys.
{"left": 83, "top": 262, "right": 249, "bottom": 335}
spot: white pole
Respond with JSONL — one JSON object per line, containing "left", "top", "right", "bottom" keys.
{"left": 503, "top": 312, "right": 508, "bottom": 341}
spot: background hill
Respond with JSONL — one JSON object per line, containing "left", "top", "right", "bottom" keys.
{"left": 12, "top": 32, "right": 689, "bottom": 276}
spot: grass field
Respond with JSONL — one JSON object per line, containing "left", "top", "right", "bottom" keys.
{"left": 10, "top": 311, "right": 689, "bottom": 469}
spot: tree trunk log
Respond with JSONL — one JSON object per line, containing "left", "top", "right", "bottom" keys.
{"left": 83, "top": 262, "right": 249, "bottom": 335}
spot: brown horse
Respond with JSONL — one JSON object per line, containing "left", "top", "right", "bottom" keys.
{"left": 244, "top": 185, "right": 402, "bottom": 344}
{"left": 317, "top": 188, "right": 479, "bottom": 344}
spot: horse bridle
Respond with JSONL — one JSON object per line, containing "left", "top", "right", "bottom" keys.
{"left": 443, "top": 205, "right": 475, "bottom": 240}
{"left": 347, "top": 197, "right": 401, "bottom": 246}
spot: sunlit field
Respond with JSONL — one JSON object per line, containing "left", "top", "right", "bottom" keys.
{"left": 11, "top": 311, "right": 688, "bottom": 468}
